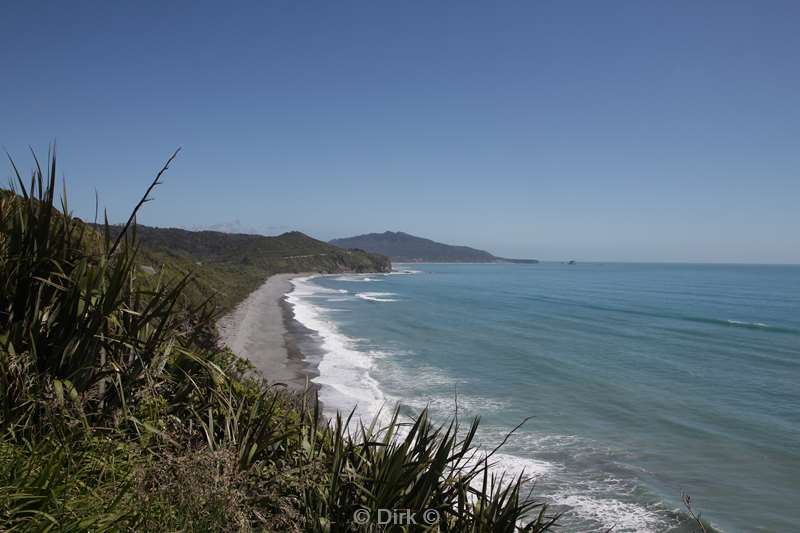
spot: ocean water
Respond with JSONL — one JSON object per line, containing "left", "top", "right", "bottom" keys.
{"left": 285, "top": 263, "right": 800, "bottom": 532}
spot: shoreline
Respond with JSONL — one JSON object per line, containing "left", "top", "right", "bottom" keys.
{"left": 279, "top": 286, "right": 323, "bottom": 390}
{"left": 217, "top": 272, "right": 318, "bottom": 391}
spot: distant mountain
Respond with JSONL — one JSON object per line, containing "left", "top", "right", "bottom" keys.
{"left": 330, "top": 231, "right": 538, "bottom": 264}
{"left": 190, "top": 220, "right": 263, "bottom": 235}
{"left": 178, "top": 220, "right": 292, "bottom": 236}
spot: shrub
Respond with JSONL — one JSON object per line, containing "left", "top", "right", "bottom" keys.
{"left": 0, "top": 150, "right": 556, "bottom": 532}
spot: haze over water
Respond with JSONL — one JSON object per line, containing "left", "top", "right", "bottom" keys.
{"left": 287, "top": 263, "right": 800, "bottom": 532}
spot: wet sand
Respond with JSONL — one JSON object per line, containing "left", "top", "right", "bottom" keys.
{"left": 217, "top": 273, "right": 316, "bottom": 391}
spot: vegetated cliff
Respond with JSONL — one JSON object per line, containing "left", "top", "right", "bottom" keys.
{"left": 106, "top": 224, "right": 391, "bottom": 311}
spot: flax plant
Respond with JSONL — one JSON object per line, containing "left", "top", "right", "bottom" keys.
{"left": 0, "top": 149, "right": 559, "bottom": 532}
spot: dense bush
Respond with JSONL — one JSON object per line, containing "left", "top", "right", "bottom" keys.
{"left": 0, "top": 151, "right": 556, "bottom": 531}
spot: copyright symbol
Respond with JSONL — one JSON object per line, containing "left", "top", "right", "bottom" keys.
{"left": 422, "top": 508, "right": 440, "bottom": 524}
{"left": 353, "top": 508, "right": 370, "bottom": 525}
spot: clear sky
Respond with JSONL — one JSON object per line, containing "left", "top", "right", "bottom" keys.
{"left": 2, "top": 1, "right": 799, "bottom": 263}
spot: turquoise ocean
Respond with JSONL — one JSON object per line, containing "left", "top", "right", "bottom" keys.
{"left": 285, "top": 263, "right": 800, "bottom": 532}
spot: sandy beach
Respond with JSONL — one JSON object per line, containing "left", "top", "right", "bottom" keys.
{"left": 217, "top": 273, "right": 314, "bottom": 391}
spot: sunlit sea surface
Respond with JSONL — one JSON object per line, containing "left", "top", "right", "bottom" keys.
{"left": 285, "top": 263, "right": 800, "bottom": 532}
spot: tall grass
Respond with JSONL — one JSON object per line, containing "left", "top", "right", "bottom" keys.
{"left": 1, "top": 150, "right": 557, "bottom": 531}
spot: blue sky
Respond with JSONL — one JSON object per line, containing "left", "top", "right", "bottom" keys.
{"left": 2, "top": 1, "right": 799, "bottom": 263}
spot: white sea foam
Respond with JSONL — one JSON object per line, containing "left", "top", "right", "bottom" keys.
{"left": 550, "top": 491, "right": 667, "bottom": 533}
{"left": 490, "top": 456, "right": 667, "bottom": 533}
{"left": 402, "top": 367, "right": 468, "bottom": 387}
{"left": 335, "top": 270, "right": 420, "bottom": 282}
{"left": 468, "top": 426, "right": 670, "bottom": 532}
{"left": 287, "top": 276, "right": 385, "bottom": 421}
{"left": 490, "top": 452, "right": 553, "bottom": 480}
{"left": 726, "top": 319, "right": 769, "bottom": 328}
{"left": 295, "top": 283, "right": 344, "bottom": 295}
{"left": 356, "top": 292, "right": 399, "bottom": 302}
{"left": 453, "top": 448, "right": 555, "bottom": 509}
{"left": 402, "top": 394, "right": 510, "bottom": 416}
{"left": 334, "top": 275, "right": 382, "bottom": 282}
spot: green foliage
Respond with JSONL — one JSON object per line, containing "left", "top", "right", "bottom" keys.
{"left": 0, "top": 152, "right": 199, "bottom": 432}
{"left": 118, "top": 224, "right": 392, "bottom": 313}
{"left": 296, "top": 407, "right": 558, "bottom": 532}
{"left": 0, "top": 150, "right": 556, "bottom": 532}
{"left": 0, "top": 435, "right": 140, "bottom": 531}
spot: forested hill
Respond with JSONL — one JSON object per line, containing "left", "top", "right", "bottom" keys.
{"left": 331, "top": 231, "right": 538, "bottom": 264}
{"left": 106, "top": 224, "right": 391, "bottom": 310}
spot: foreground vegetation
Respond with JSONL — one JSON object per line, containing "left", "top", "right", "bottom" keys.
{"left": 0, "top": 151, "right": 557, "bottom": 532}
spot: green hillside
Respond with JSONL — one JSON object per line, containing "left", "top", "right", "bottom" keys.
{"left": 112, "top": 225, "right": 391, "bottom": 311}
